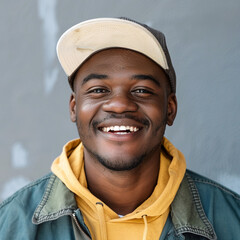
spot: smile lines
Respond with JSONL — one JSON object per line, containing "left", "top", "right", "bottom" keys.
{"left": 101, "top": 126, "right": 140, "bottom": 134}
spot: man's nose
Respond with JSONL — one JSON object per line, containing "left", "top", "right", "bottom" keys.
{"left": 102, "top": 93, "right": 138, "bottom": 113}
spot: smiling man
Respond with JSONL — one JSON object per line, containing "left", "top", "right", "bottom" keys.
{"left": 0, "top": 18, "right": 240, "bottom": 240}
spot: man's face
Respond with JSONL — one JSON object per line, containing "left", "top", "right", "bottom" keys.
{"left": 70, "top": 49, "right": 177, "bottom": 171}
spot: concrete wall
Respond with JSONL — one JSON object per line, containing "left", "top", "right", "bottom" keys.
{"left": 1, "top": 0, "right": 240, "bottom": 201}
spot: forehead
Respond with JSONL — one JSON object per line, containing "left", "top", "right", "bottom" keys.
{"left": 73, "top": 48, "right": 168, "bottom": 88}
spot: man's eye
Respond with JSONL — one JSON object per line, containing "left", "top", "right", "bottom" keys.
{"left": 89, "top": 88, "right": 109, "bottom": 94}
{"left": 132, "top": 89, "right": 153, "bottom": 94}
{"left": 135, "top": 89, "right": 148, "bottom": 93}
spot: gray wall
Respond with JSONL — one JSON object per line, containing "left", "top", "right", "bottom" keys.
{"left": 1, "top": 0, "right": 240, "bottom": 201}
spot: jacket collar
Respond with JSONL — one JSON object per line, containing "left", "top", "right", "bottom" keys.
{"left": 32, "top": 174, "right": 77, "bottom": 224}
{"left": 32, "top": 172, "right": 217, "bottom": 239}
{"left": 170, "top": 172, "right": 217, "bottom": 240}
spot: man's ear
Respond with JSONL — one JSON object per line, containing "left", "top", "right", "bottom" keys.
{"left": 167, "top": 93, "right": 177, "bottom": 126}
{"left": 69, "top": 93, "right": 77, "bottom": 122}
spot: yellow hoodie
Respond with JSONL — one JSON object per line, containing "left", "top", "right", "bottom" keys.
{"left": 51, "top": 137, "right": 186, "bottom": 240}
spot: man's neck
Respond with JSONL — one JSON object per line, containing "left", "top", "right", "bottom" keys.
{"left": 84, "top": 152, "right": 160, "bottom": 215}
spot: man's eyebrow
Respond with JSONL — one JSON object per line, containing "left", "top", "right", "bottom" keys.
{"left": 81, "top": 73, "right": 160, "bottom": 86}
{"left": 131, "top": 74, "right": 160, "bottom": 86}
{"left": 82, "top": 73, "right": 108, "bottom": 85}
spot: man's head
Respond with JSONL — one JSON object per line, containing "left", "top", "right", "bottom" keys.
{"left": 57, "top": 18, "right": 177, "bottom": 171}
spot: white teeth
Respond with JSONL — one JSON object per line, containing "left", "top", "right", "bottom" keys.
{"left": 101, "top": 126, "right": 139, "bottom": 133}
{"left": 113, "top": 126, "right": 120, "bottom": 131}
{"left": 119, "top": 126, "right": 126, "bottom": 130}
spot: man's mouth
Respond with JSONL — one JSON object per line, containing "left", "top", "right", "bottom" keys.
{"left": 99, "top": 125, "right": 140, "bottom": 135}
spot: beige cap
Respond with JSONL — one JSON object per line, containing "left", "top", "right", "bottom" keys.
{"left": 57, "top": 17, "right": 176, "bottom": 92}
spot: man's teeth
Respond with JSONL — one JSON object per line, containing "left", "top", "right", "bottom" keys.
{"left": 102, "top": 126, "right": 139, "bottom": 133}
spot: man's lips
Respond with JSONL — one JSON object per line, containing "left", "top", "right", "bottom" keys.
{"left": 99, "top": 125, "right": 140, "bottom": 134}
{"left": 93, "top": 114, "right": 149, "bottom": 137}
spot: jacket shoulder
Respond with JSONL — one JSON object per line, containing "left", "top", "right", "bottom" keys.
{"left": 0, "top": 173, "right": 52, "bottom": 209}
{"left": 0, "top": 173, "right": 52, "bottom": 239}
{"left": 186, "top": 169, "right": 240, "bottom": 200}
{"left": 186, "top": 169, "right": 240, "bottom": 239}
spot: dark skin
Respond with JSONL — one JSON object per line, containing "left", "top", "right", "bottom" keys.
{"left": 69, "top": 49, "right": 177, "bottom": 215}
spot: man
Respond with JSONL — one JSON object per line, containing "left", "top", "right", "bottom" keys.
{"left": 0, "top": 17, "right": 239, "bottom": 240}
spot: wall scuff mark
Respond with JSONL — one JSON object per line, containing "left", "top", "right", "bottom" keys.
{"left": 11, "top": 142, "right": 28, "bottom": 168}
{"left": 38, "top": 0, "right": 59, "bottom": 94}
{"left": 1, "top": 177, "right": 31, "bottom": 201}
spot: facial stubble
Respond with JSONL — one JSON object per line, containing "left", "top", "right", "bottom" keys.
{"left": 77, "top": 116, "right": 167, "bottom": 172}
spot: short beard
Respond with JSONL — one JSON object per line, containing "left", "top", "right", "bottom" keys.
{"left": 95, "top": 152, "right": 145, "bottom": 171}
{"left": 79, "top": 113, "right": 167, "bottom": 172}
{"left": 84, "top": 143, "right": 160, "bottom": 172}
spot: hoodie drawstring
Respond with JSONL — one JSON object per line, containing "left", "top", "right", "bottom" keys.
{"left": 142, "top": 214, "right": 148, "bottom": 240}
{"left": 96, "top": 202, "right": 108, "bottom": 240}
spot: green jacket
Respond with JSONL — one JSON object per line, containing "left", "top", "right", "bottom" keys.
{"left": 0, "top": 170, "right": 239, "bottom": 239}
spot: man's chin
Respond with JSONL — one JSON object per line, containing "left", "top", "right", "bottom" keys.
{"left": 88, "top": 150, "right": 147, "bottom": 172}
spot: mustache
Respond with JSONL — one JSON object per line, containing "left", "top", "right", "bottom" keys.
{"left": 92, "top": 113, "right": 150, "bottom": 128}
